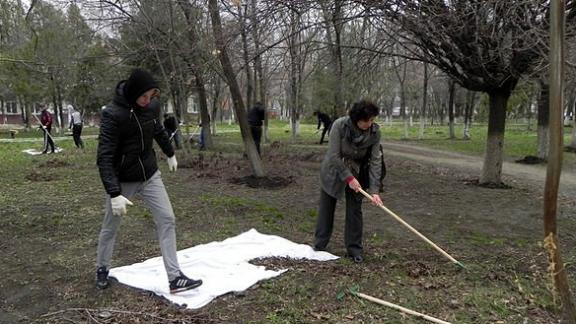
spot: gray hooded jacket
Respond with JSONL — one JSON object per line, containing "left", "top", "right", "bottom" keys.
{"left": 320, "top": 116, "right": 382, "bottom": 199}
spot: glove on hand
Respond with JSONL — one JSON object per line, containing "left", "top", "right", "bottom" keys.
{"left": 111, "top": 195, "right": 133, "bottom": 216}
{"left": 167, "top": 155, "right": 178, "bottom": 172}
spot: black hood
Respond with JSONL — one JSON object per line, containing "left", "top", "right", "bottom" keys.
{"left": 113, "top": 81, "right": 132, "bottom": 109}
{"left": 124, "top": 69, "right": 159, "bottom": 106}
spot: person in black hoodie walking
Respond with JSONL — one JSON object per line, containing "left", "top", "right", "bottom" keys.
{"left": 247, "top": 102, "right": 265, "bottom": 155}
{"left": 95, "top": 69, "right": 202, "bottom": 293}
{"left": 313, "top": 110, "right": 332, "bottom": 144}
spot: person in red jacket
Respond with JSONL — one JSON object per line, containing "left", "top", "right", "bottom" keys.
{"left": 40, "top": 105, "right": 55, "bottom": 154}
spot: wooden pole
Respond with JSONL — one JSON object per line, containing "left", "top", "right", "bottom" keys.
{"left": 545, "top": 0, "right": 576, "bottom": 321}
{"left": 358, "top": 188, "right": 464, "bottom": 268}
{"left": 354, "top": 292, "right": 452, "bottom": 324}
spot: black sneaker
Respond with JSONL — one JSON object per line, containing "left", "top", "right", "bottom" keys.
{"left": 312, "top": 245, "right": 325, "bottom": 252}
{"left": 169, "top": 273, "right": 202, "bottom": 293}
{"left": 96, "top": 266, "right": 109, "bottom": 290}
{"left": 352, "top": 255, "right": 364, "bottom": 264}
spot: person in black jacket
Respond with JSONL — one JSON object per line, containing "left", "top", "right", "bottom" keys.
{"left": 163, "top": 113, "right": 180, "bottom": 149}
{"left": 313, "top": 110, "right": 332, "bottom": 144}
{"left": 247, "top": 102, "right": 265, "bottom": 155}
{"left": 95, "top": 69, "right": 202, "bottom": 293}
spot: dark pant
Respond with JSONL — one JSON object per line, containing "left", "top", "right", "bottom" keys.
{"left": 42, "top": 126, "right": 55, "bottom": 153}
{"left": 319, "top": 122, "right": 332, "bottom": 144}
{"left": 250, "top": 126, "right": 262, "bottom": 155}
{"left": 72, "top": 124, "right": 83, "bottom": 148}
{"left": 314, "top": 187, "right": 364, "bottom": 257}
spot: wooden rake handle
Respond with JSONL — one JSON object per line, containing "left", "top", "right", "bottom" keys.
{"left": 358, "top": 188, "right": 464, "bottom": 268}
{"left": 355, "top": 292, "right": 452, "bottom": 324}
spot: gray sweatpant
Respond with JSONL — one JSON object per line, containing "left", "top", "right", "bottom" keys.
{"left": 96, "top": 171, "right": 181, "bottom": 281}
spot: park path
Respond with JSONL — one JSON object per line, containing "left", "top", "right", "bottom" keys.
{"left": 382, "top": 141, "right": 576, "bottom": 197}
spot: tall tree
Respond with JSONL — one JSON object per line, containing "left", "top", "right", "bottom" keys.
{"left": 368, "top": 0, "right": 548, "bottom": 185}
{"left": 418, "top": 61, "right": 428, "bottom": 139}
{"left": 208, "top": 0, "right": 264, "bottom": 177}
{"left": 320, "top": 0, "right": 345, "bottom": 117}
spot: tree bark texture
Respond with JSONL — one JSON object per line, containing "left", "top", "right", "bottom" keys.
{"left": 479, "top": 90, "right": 509, "bottom": 185}
{"left": 448, "top": 80, "right": 456, "bottom": 139}
{"left": 418, "top": 62, "right": 428, "bottom": 139}
{"left": 545, "top": 1, "right": 576, "bottom": 321}
{"left": 538, "top": 79, "right": 550, "bottom": 160}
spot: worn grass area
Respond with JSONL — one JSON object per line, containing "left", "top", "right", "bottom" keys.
{"left": 1, "top": 123, "right": 575, "bottom": 323}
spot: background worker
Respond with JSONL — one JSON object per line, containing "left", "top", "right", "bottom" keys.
{"left": 313, "top": 100, "right": 383, "bottom": 264}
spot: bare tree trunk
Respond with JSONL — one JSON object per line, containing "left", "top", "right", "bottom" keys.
{"left": 567, "top": 88, "right": 576, "bottom": 148}
{"left": 419, "top": 62, "right": 428, "bottom": 139}
{"left": 196, "top": 75, "right": 213, "bottom": 148}
{"left": 332, "top": 1, "right": 344, "bottom": 117}
{"left": 527, "top": 88, "right": 536, "bottom": 131}
{"left": 538, "top": 79, "right": 550, "bottom": 160}
{"left": 545, "top": 2, "right": 576, "bottom": 320}
{"left": 448, "top": 80, "right": 456, "bottom": 139}
{"left": 394, "top": 57, "right": 408, "bottom": 139}
{"left": 0, "top": 99, "right": 5, "bottom": 124}
{"left": 321, "top": 1, "right": 345, "bottom": 117}
{"left": 208, "top": 0, "right": 264, "bottom": 177}
{"left": 239, "top": 3, "right": 253, "bottom": 109}
{"left": 288, "top": 9, "right": 301, "bottom": 141}
{"left": 463, "top": 90, "right": 477, "bottom": 140}
{"left": 211, "top": 78, "right": 221, "bottom": 136}
{"left": 178, "top": 1, "right": 213, "bottom": 148}
{"left": 56, "top": 82, "right": 64, "bottom": 133}
{"left": 19, "top": 97, "right": 28, "bottom": 128}
{"left": 480, "top": 90, "right": 509, "bottom": 185}
{"left": 251, "top": 0, "right": 268, "bottom": 142}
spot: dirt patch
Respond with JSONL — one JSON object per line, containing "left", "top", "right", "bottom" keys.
{"left": 250, "top": 257, "right": 327, "bottom": 271}
{"left": 38, "top": 159, "right": 72, "bottom": 168}
{"left": 37, "top": 307, "right": 214, "bottom": 323}
{"left": 229, "top": 175, "right": 293, "bottom": 189}
{"left": 515, "top": 155, "right": 546, "bottom": 164}
{"left": 1, "top": 141, "right": 572, "bottom": 323}
{"left": 461, "top": 178, "right": 513, "bottom": 189}
{"left": 179, "top": 152, "right": 242, "bottom": 179}
{"left": 25, "top": 170, "right": 58, "bottom": 182}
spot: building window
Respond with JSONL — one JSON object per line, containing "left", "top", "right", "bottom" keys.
{"left": 6, "top": 101, "right": 18, "bottom": 114}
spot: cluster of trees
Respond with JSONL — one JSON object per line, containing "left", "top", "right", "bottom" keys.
{"left": 1, "top": 0, "right": 576, "bottom": 182}
{"left": 0, "top": 0, "right": 116, "bottom": 128}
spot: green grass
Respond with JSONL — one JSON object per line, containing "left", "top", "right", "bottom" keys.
{"left": 204, "top": 118, "right": 574, "bottom": 161}
{"left": 378, "top": 120, "right": 573, "bottom": 157}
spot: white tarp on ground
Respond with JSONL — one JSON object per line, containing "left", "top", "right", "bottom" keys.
{"left": 109, "top": 228, "right": 339, "bottom": 309}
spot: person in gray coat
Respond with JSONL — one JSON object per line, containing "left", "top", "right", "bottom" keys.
{"left": 313, "top": 100, "right": 383, "bottom": 263}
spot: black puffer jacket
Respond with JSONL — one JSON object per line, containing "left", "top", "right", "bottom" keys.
{"left": 97, "top": 81, "right": 174, "bottom": 197}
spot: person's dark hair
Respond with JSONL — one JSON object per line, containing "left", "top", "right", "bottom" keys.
{"left": 349, "top": 100, "right": 380, "bottom": 123}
